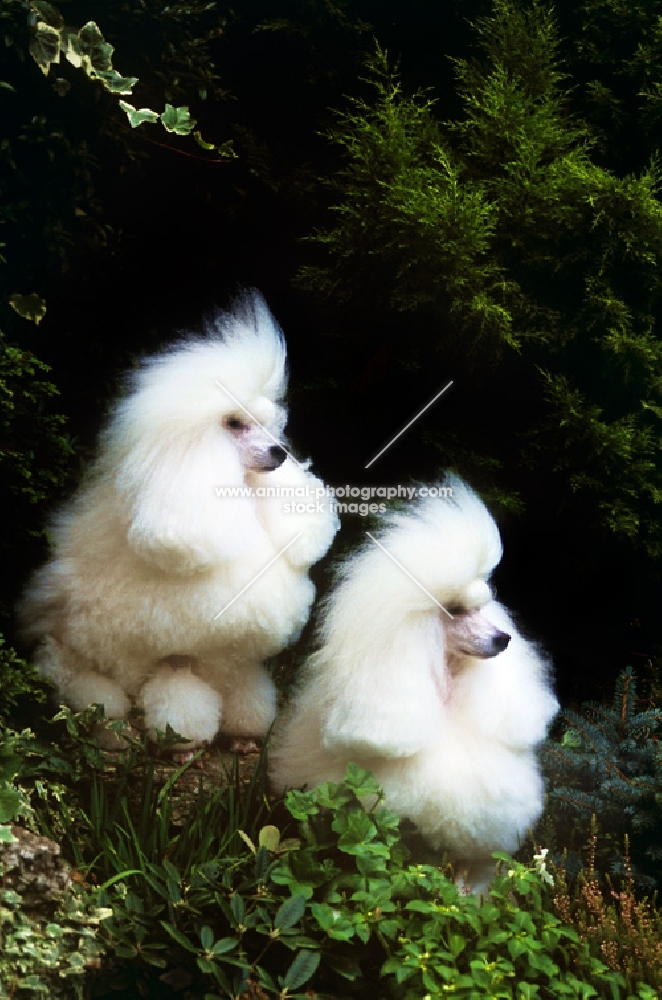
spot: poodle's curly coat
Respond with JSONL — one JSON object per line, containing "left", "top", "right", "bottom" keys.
{"left": 19, "top": 293, "right": 338, "bottom": 745}
{"left": 269, "top": 478, "right": 558, "bottom": 892}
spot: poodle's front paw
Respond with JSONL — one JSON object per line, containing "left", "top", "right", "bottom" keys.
{"left": 138, "top": 667, "right": 222, "bottom": 746}
{"left": 283, "top": 515, "right": 338, "bottom": 568}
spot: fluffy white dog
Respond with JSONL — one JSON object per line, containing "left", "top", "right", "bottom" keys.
{"left": 19, "top": 292, "right": 338, "bottom": 745}
{"left": 269, "top": 477, "right": 558, "bottom": 892}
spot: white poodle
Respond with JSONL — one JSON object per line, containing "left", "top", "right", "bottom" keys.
{"left": 269, "top": 477, "right": 558, "bottom": 892}
{"left": 19, "top": 292, "right": 338, "bottom": 745}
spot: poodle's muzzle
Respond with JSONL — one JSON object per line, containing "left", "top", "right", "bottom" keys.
{"left": 231, "top": 420, "right": 289, "bottom": 471}
{"left": 445, "top": 609, "right": 511, "bottom": 659}
{"left": 260, "top": 444, "right": 288, "bottom": 471}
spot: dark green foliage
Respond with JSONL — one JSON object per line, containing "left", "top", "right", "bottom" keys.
{"left": 0, "top": 877, "right": 110, "bottom": 999}
{"left": 2, "top": 707, "right": 659, "bottom": 997}
{"left": 556, "top": 0, "right": 662, "bottom": 172}
{"left": 0, "top": 634, "right": 50, "bottom": 723}
{"left": 301, "top": 1, "right": 662, "bottom": 556}
{"left": 0, "top": 337, "right": 73, "bottom": 624}
{"left": 542, "top": 667, "right": 662, "bottom": 888}
{"left": 88, "top": 762, "right": 641, "bottom": 998}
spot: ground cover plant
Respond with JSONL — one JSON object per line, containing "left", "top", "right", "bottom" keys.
{"left": 0, "top": 698, "right": 660, "bottom": 999}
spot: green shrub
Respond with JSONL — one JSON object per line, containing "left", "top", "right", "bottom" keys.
{"left": 552, "top": 825, "right": 662, "bottom": 995}
{"left": 0, "top": 870, "right": 110, "bottom": 999}
{"left": 87, "top": 762, "right": 636, "bottom": 998}
{"left": 5, "top": 705, "right": 658, "bottom": 998}
{"left": 542, "top": 666, "right": 662, "bottom": 888}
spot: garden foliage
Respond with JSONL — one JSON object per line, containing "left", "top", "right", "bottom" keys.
{"left": 543, "top": 666, "right": 662, "bottom": 889}
{"left": 301, "top": 1, "right": 662, "bottom": 553}
{"left": 0, "top": 705, "right": 656, "bottom": 998}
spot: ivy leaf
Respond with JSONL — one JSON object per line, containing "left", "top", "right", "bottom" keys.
{"left": 0, "top": 823, "right": 17, "bottom": 842}
{"left": 29, "top": 21, "right": 61, "bottom": 76}
{"left": 95, "top": 70, "right": 138, "bottom": 95}
{"left": 77, "top": 22, "right": 113, "bottom": 75}
{"left": 63, "top": 23, "right": 136, "bottom": 94}
{"left": 119, "top": 101, "right": 159, "bottom": 129}
{"left": 161, "top": 104, "right": 196, "bottom": 135}
{"left": 9, "top": 293, "right": 47, "bottom": 324}
{"left": 216, "top": 140, "right": 238, "bottom": 159}
{"left": 194, "top": 131, "right": 216, "bottom": 151}
{"left": 30, "top": 2, "right": 64, "bottom": 29}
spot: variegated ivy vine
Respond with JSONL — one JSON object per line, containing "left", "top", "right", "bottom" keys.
{"left": 26, "top": 0, "right": 233, "bottom": 149}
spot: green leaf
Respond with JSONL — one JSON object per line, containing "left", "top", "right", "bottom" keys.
{"left": 280, "top": 949, "right": 321, "bottom": 991}
{"left": 0, "top": 787, "right": 22, "bottom": 823}
{"left": 167, "top": 878, "right": 181, "bottom": 903}
{"left": 216, "top": 140, "right": 238, "bottom": 159}
{"left": 194, "top": 131, "right": 216, "bottom": 151}
{"left": 344, "top": 762, "right": 383, "bottom": 797}
{"left": 200, "top": 925, "right": 214, "bottom": 951}
{"left": 237, "top": 829, "right": 256, "bottom": 853}
{"left": 9, "top": 293, "right": 47, "bottom": 325}
{"left": 284, "top": 788, "right": 319, "bottom": 820}
{"left": 211, "top": 938, "right": 238, "bottom": 956}
{"left": 254, "top": 845, "right": 270, "bottom": 880}
{"left": 95, "top": 69, "right": 138, "bottom": 94}
{"left": 142, "top": 951, "right": 168, "bottom": 968}
{"left": 258, "top": 825, "right": 281, "bottom": 852}
{"left": 0, "top": 824, "right": 17, "bottom": 842}
{"left": 162, "top": 859, "right": 180, "bottom": 883}
{"left": 29, "top": 20, "right": 61, "bottom": 76}
{"left": 31, "top": 2, "right": 64, "bottom": 29}
{"left": 77, "top": 22, "right": 113, "bottom": 74}
{"left": 119, "top": 101, "right": 159, "bottom": 129}
{"left": 160, "top": 921, "right": 198, "bottom": 954}
{"left": 230, "top": 893, "right": 245, "bottom": 925}
{"left": 115, "top": 944, "right": 138, "bottom": 959}
{"left": 161, "top": 104, "right": 196, "bottom": 135}
{"left": 274, "top": 894, "right": 306, "bottom": 931}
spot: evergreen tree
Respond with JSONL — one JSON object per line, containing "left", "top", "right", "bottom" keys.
{"left": 543, "top": 666, "right": 662, "bottom": 887}
{"left": 301, "top": 0, "right": 662, "bottom": 559}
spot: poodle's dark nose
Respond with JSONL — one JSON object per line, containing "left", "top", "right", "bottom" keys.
{"left": 492, "top": 629, "right": 511, "bottom": 653}
{"left": 267, "top": 444, "right": 288, "bottom": 467}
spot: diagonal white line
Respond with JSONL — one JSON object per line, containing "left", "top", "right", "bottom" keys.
{"left": 215, "top": 380, "right": 303, "bottom": 469}
{"left": 366, "top": 531, "right": 454, "bottom": 619}
{"left": 365, "top": 380, "right": 454, "bottom": 469}
{"left": 213, "top": 533, "right": 304, "bottom": 620}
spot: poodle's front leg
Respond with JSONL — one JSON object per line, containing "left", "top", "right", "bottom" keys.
{"left": 200, "top": 660, "right": 277, "bottom": 739}
{"left": 252, "top": 459, "right": 338, "bottom": 568}
{"left": 35, "top": 637, "right": 131, "bottom": 716}
{"left": 137, "top": 662, "right": 223, "bottom": 746}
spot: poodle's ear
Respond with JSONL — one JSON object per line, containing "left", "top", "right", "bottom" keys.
{"left": 122, "top": 427, "right": 266, "bottom": 573}
{"left": 320, "top": 614, "right": 446, "bottom": 758}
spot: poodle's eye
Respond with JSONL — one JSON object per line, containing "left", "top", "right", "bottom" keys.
{"left": 444, "top": 603, "right": 465, "bottom": 617}
{"left": 224, "top": 416, "right": 245, "bottom": 431}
